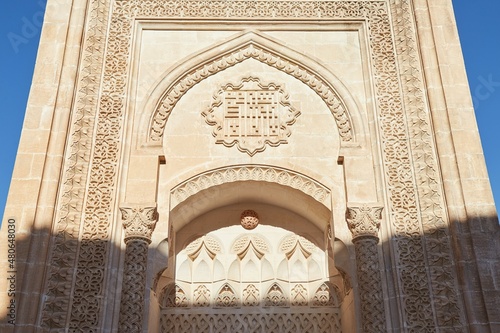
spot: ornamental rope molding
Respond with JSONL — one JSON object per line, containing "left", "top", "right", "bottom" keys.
{"left": 346, "top": 205, "right": 387, "bottom": 333}
{"left": 39, "top": 1, "right": 464, "bottom": 331}
{"left": 118, "top": 205, "right": 158, "bottom": 333}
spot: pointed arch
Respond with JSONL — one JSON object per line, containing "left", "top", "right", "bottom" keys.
{"left": 141, "top": 30, "right": 362, "bottom": 146}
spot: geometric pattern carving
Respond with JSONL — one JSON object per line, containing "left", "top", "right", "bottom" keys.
{"left": 388, "top": 1, "right": 465, "bottom": 330}
{"left": 279, "top": 234, "right": 316, "bottom": 259}
{"left": 41, "top": 1, "right": 464, "bottom": 332}
{"left": 240, "top": 209, "right": 260, "bottom": 230}
{"left": 118, "top": 240, "right": 150, "bottom": 333}
{"left": 160, "top": 311, "right": 341, "bottom": 333}
{"left": 40, "top": 0, "right": 111, "bottom": 329}
{"left": 312, "top": 283, "right": 336, "bottom": 307}
{"left": 242, "top": 284, "right": 260, "bottom": 306}
{"left": 193, "top": 285, "right": 211, "bottom": 307}
{"left": 290, "top": 284, "right": 308, "bottom": 306}
{"left": 171, "top": 165, "right": 331, "bottom": 208}
{"left": 353, "top": 237, "right": 387, "bottom": 333}
{"left": 185, "top": 235, "right": 222, "bottom": 260}
{"left": 151, "top": 33, "right": 353, "bottom": 143}
{"left": 264, "top": 283, "right": 287, "bottom": 307}
{"left": 202, "top": 76, "right": 301, "bottom": 156}
{"left": 232, "top": 234, "right": 270, "bottom": 259}
{"left": 215, "top": 284, "right": 239, "bottom": 307}
{"left": 161, "top": 284, "right": 189, "bottom": 308}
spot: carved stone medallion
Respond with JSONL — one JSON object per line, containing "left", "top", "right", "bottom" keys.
{"left": 240, "top": 209, "right": 259, "bottom": 230}
{"left": 203, "top": 76, "right": 300, "bottom": 156}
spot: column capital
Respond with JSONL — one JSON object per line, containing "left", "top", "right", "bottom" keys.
{"left": 120, "top": 204, "right": 158, "bottom": 243}
{"left": 346, "top": 205, "right": 383, "bottom": 240}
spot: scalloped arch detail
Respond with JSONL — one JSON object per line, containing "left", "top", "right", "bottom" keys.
{"left": 147, "top": 31, "right": 355, "bottom": 144}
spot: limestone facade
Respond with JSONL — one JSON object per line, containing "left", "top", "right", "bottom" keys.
{"left": 1, "top": 0, "right": 499, "bottom": 332}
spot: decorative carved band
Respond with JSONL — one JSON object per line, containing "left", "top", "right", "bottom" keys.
{"left": 171, "top": 165, "right": 330, "bottom": 208}
{"left": 388, "top": 0, "right": 464, "bottom": 329}
{"left": 161, "top": 310, "right": 341, "bottom": 333}
{"left": 120, "top": 205, "right": 158, "bottom": 242}
{"left": 346, "top": 205, "right": 383, "bottom": 240}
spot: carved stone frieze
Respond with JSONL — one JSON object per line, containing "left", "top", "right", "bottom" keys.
{"left": 346, "top": 205, "right": 383, "bottom": 240}
{"left": 203, "top": 76, "right": 301, "bottom": 156}
{"left": 161, "top": 311, "right": 341, "bottom": 333}
{"left": 120, "top": 205, "right": 159, "bottom": 242}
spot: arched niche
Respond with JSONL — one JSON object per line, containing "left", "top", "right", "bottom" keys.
{"left": 136, "top": 30, "right": 365, "bottom": 150}
{"left": 152, "top": 202, "right": 355, "bottom": 333}
{"left": 146, "top": 164, "right": 357, "bottom": 332}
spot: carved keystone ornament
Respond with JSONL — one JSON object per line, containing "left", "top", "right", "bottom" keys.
{"left": 120, "top": 205, "right": 158, "bottom": 242}
{"left": 240, "top": 209, "right": 259, "bottom": 230}
{"left": 203, "top": 76, "right": 301, "bottom": 156}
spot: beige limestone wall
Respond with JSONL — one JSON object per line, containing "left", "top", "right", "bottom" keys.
{"left": 0, "top": 0, "right": 88, "bottom": 330}
{"left": 415, "top": 1, "right": 500, "bottom": 330}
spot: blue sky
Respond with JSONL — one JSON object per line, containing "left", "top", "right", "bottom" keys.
{"left": 1, "top": 1, "right": 499, "bottom": 222}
